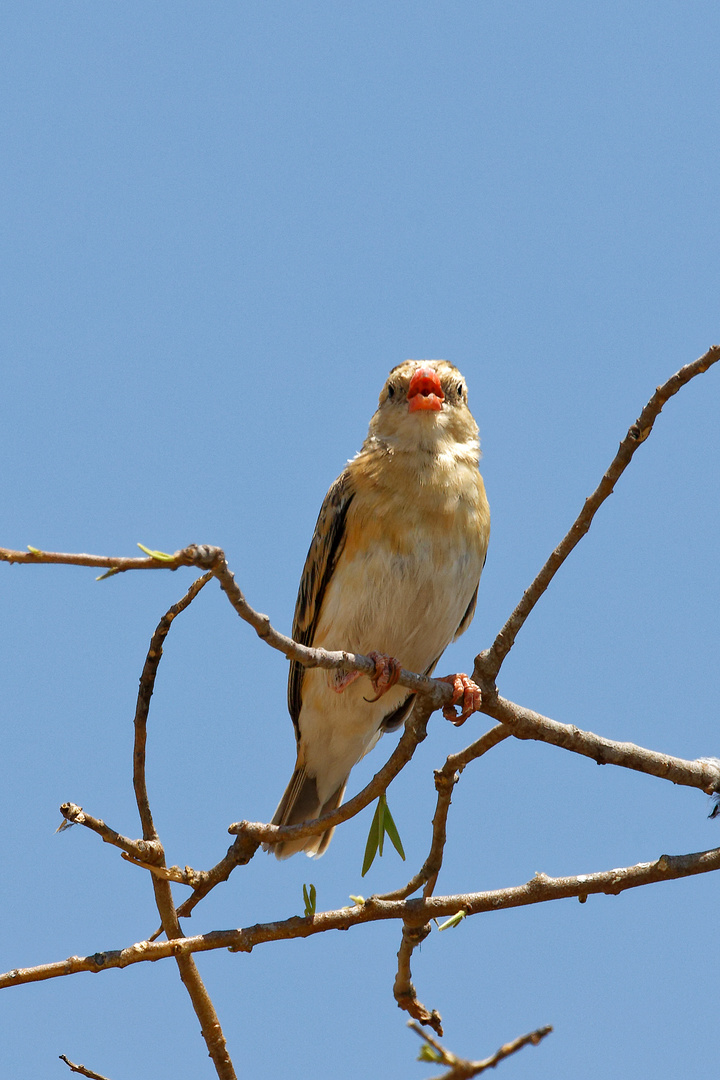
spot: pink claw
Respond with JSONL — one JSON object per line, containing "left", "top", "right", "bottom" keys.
{"left": 439, "top": 673, "right": 482, "bottom": 726}
{"left": 330, "top": 651, "right": 402, "bottom": 698}
{"left": 365, "top": 650, "right": 402, "bottom": 701}
{"left": 330, "top": 668, "right": 362, "bottom": 693}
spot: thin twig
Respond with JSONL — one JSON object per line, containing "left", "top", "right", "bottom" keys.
{"left": 130, "top": 575, "right": 237, "bottom": 1080}
{"left": 171, "top": 833, "right": 259, "bottom": 924}
{"left": 0, "top": 541, "right": 461, "bottom": 711}
{"left": 408, "top": 1021, "right": 553, "bottom": 1079}
{"left": 0, "top": 548, "right": 191, "bottom": 572}
{"left": 120, "top": 853, "right": 195, "bottom": 880}
{"left": 229, "top": 697, "right": 434, "bottom": 843}
{"left": 5, "top": 844, "right": 720, "bottom": 989}
{"left": 481, "top": 692, "right": 720, "bottom": 794}
{"left": 474, "top": 344, "right": 720, "bottom": 686}
{"left": 134, "top": 571, "right": 213, "bottom": 841}
{"left": 393, "top": 923, "right": 442, "bottom": 1033}
{"left": 59, "top": 1055, "right": 113, "bottom": 1080}
{"left": 58, "top": 803, "right": 163, "bottom": 864}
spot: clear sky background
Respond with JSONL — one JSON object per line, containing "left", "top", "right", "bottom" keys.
{"left": 2, "top": 3, "right": 719, "bottom": 1077}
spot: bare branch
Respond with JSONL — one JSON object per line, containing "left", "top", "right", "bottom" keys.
{"left": 408, "top": 1021, "right": 553, "bottom": 1080}
{"left": 5, "top": 844, "right": 720, "bottom": 989}
{"left": 59, "top": 1055, "right": 113, "bottom": 1080}
{"left": 0, "top": 547, "right": 187, "bottom": 572}
{"left": 134, "top": 571, "right": 213, "bottom": 841}
{"left": 1, "top": 540, "right": 461, "bottom": 709}
{"left": 394, "top": 923, "right": 443, "bottom": 1034}
{"left": 172, "top": 833, "right": 260, "bottom": 924}
{"left": 131, "top": 575, "right": 238, "bottom": 1080}
{"left": 474, "top": 344, "right": 720, "bottom": 685}
{"left": 58, "top": 803, "right": 163, "bottom": 864}
{"left": 481, "top": 692, "right": 720, "bottom": 794}
{"left": 210, "top": 552, "right": 462, "bottom": 711}
{"left": 119, "top": 854, "right": 195, "bottom": 881}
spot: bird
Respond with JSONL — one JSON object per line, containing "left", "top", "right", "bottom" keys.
{"left": 269, "top": 360, "right": 490, "bottom": 858}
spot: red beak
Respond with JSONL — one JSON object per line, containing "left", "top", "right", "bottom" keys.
{"left": 407, "top": 366, "right": 445, "bottom": 413}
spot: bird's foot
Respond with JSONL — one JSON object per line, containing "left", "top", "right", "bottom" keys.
{"left": 439, "top": 673, "right": 482, "bottom": 726}
{"left": 364, "top": 651, "right": 402, "bottom": 702}
{"left": 330, "top": 651, "right": 402, "bottom": 698}
{"left": 330, "top": 668, "right": 363, "bottom": 693}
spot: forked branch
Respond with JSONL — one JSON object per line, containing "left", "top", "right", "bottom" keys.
{"left": 409, "top": 1021, "right": 553, "bottom": 1080}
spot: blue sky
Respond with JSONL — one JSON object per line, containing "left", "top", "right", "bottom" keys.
{"left": 2, "top": 3, "right": 719, "bottom": 1077}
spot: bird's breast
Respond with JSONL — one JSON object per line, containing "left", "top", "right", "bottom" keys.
{"left": 312, "top": 454, "right": 489, "bottom": 673}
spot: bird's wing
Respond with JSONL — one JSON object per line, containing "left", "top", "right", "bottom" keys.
{"left": 288, "top": 469, "right": 355, "bottom": 736}
{"left": 453, "top": 581, "right": 479, "bottom": 641}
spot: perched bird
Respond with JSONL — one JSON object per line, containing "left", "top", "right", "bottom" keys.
{"left": 270, "top": 360, "right": 490, "bottom": 858}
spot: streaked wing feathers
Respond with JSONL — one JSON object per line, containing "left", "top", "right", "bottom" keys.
{"left": 287, "top": 470, "right": 355, "bottom": 734}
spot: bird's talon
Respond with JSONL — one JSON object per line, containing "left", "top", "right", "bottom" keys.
{"left": 330, "top": 668, "right": 363, "bottom": 693}
{"left": 364, "top": 650, "right": 402, "bottom": 702}
{"left": 439, "top": 673, "right": 482, "bottom": 726}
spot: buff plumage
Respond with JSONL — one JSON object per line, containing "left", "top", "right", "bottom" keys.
{"left": 270, "top": 360, "right": 490, "bottom": 858}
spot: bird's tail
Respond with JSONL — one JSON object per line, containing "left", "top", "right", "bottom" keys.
{"left": 268, "top": 764, "right": 347, "bottom": 859}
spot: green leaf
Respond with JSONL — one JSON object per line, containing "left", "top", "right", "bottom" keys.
{"left": 417, "top": 1045, "right": 443, "bottom": 1063}
{"left": 437, "top": 909, "right": 466, "bottom": 931}
{"left": 348, "top": 895, "right": 365, "bottom": 906}
{"left": 26, "top": 546, "right": 43, "bottom": 555}
{"left": 381, "top": 797, "right": 406, "bottom": 861}
{"left": 361, "top": 800, "right": 382, "bottom": 876}
{"left": 302, "top": 883, "right": 317, "bottom": 917}
{"left": 137, "top": 543, "right": 174, "bottom": 561}
{"left": 361, "top": 793, "right": 405, "bottom": 876}
{"left": 376, "top": 791, "right": 386, "bottom": 857}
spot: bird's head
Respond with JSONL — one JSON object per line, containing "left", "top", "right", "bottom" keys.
{"left": 368, "top": 360, "right": 479, "bottom": 457}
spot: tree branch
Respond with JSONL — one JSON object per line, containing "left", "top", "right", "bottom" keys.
{"left": 0, "top": 541, "right": 461, "bottom": 710}
{"left": 481, "top": 692, "right": 720, "bottom": 794}
{"left": 229, "top": 696, "right": 434, "bottom": 844}
{"left": 59, "top": 1055, "right": 113, "bottom": 1080}
{"left": 0, "top": 547, "right": 189, "bottom": 572}
{"left": 409, "top": 1021, "right": 553, "bottom": 1079}
{"left": 6, "top": 844, "right": 720, "bottom": 989}
{"left": 133, "top": 571, "right": 213, "bottom": 841}
{"left": 394, "top": 923, "right": 442, "bottom": 1034}
{"left": 474, "top": 344, "right": 720, "bottom": 685}
{"left": 57, "top": 803, "right": 163, "bottom": 864}
{"left": 131, "top": 576, "right": 237, "bottom": 1080}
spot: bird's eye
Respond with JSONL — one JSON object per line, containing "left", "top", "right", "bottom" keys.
{"left": 457, "top": 382, "right": 464, "bottom": 397}
{"left": 387, "top": 384, "right": 395, "bottom": 398}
